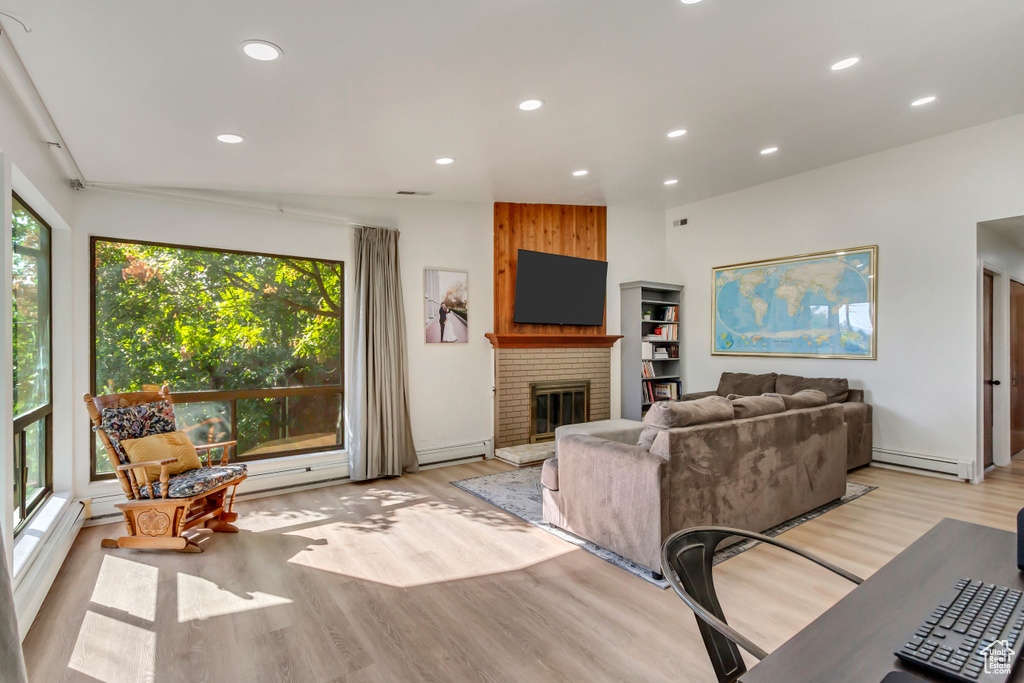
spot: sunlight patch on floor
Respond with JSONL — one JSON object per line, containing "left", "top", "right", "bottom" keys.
{"left": 69, "top": 610, "right": 156, "bottom": 683}
{"left": 284, "top": 498, "right": 574, "bottom": 587}
{"left": 90, "top": 555, "right": 159, "bottom": 622}
{"left": 176, "top": 572, "right": 293, "bottom": 622}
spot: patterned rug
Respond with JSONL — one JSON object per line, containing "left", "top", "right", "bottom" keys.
{"left": 451, "top": 466, "right": 875, "bottom": 588}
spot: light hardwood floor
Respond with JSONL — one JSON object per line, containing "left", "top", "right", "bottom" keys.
{"left": 21, "top": 458, "right": 1024, "bottom": 682}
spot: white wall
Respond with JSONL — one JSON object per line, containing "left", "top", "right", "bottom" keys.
{"left": 665, "top": 114, "right": 1024, "bottom": 479}
{"left": 606, "top": 205, "right": 670, "bottom": 419}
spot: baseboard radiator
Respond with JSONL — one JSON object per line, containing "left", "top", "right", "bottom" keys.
{"left": 872, "top": 448, "right": 973, "bottom": 480}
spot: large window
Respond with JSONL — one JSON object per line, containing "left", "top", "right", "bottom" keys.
{"left": 91, "top": 238, "right": 344, "bottom": 480}
{"left": 12, "top": 195, "right": 53, "bottom": 531}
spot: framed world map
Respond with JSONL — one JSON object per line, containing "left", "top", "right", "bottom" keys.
{"left": 712, "top": 246, "right": 877, "bottom": 359}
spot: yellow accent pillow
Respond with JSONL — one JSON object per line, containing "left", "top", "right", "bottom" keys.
{"left": 121, "top": 431, "right": 203, "bottom": 481}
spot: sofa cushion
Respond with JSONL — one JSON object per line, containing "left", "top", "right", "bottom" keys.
{"left": 637, "top": 426, "right": 662, "bottom": 450}
{"left": 642, "top": 395, "right": 734, "bottom": 429}
{"left": 137, "top": 463, "right": 248, "bottom": 499}
{"left": 541, "top": 458, "right": 559, "bottom": 491}
{"left": 779, "top": 389, "right": 829, "bottom": 411}
{"left": 728, "top": 394, "right": 787, "bottom": 419}
{"left": 776, "top": 374, "right": 849, "bottom": 404}
{"left": 717, "top": 372, "right": 778, "bottom": 397}
{"left": 100, "top": 400, "right": 178, "bottom": 465}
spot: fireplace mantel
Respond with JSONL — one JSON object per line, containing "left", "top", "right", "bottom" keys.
{"left": 485, "top": 333, "right": 622, "bottom": 349}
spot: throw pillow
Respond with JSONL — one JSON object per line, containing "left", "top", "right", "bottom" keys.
{"left": 121, "top": 431, "right": 203, "bottom": 481}
{"left": 99, "top": 400, "right": 178, "bottom": 464}
{"left": 779, "top": 389, "right": 829, "bottom": 410}
{"left": 642, "top": 395, "right": 734, "bottom": 429}
{"left": 716, "top": 372, "right": 778, "bottom": 397}
{"left": 776, "top": 374, "right": 849, "bottom": 404}
{"left": 730, "top": 394, "right": 787, "bottom": 419}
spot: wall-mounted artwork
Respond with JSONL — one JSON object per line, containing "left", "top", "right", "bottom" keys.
{"left": 712, "top": 246, "right": 877, "bottom": 359}
{"left": 424, "top": 268, "right": 468, "bottom": 344}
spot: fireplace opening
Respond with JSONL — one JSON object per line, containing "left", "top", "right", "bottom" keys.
{"left": 529, "top": 380, "right": 590, "bottom": 443}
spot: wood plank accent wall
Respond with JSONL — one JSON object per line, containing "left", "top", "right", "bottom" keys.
{"left": 493, "top": 202, "right": 608, "bottom": 337}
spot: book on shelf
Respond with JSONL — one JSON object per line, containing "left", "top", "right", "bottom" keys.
{"left": 641, "top": 360, "right": 656, "bottom": 378}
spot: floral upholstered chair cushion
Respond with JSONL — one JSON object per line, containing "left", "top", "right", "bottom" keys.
{"left": 137, "top": 463, "right": 248, "bottom": 499}
{"left": 99, "top": 400, "right": 178, "bottom": 465}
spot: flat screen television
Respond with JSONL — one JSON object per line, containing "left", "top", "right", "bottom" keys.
{"left": 513, "top": 249, "right": 608, "bottom": 326}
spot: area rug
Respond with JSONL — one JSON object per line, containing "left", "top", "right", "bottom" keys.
{"left": 451, "top": 466, "right": 875, "bottom": 588}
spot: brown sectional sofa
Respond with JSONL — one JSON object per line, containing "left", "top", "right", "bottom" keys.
{"left": 680, "top": 372, "right": 873, "bottom": 470}
{"left": 543, "top": 400, "right": 848, "bottom": 573}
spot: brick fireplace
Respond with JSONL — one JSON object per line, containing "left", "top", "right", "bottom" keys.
{"left": 494, "top": 348, "right": 611, "bottom": 448}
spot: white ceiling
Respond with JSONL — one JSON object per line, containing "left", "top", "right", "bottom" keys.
{"left": 4, "top": 0, "right": 1024, "bottom": 207}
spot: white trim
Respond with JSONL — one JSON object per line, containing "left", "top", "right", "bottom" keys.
{"left": 13, "top": 497, "right": 83, "bottom": 640}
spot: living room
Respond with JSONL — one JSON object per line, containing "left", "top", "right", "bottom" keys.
{"left": 2, "top": 2, "right": 1024, "bottom": 682}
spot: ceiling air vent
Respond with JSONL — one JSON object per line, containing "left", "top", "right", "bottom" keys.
{"left": 396, "top": 190, "right": 435, "bottom": 196}
{"left": 673, "top": 218, "right": 688, "bottom": 227}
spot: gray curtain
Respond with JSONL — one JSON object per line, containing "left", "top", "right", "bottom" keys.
{"left": 0, "top": 535, "right": 28, "bottom": 683}
{"left": 349, "top": 226, "right": 419, "bottom": 480}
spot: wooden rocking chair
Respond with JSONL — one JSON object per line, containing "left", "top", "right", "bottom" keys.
{"left": 84, "top": 385, "right": 247, "bottom": 553}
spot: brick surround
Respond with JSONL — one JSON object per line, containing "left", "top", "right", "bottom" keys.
{"left": 494, "top": 348, "right": 611, "bottom": 448}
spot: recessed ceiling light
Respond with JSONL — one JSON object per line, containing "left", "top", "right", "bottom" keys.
{"left": 664, "top": 179, "right": 679, "bottom": 186}
{"left": 761, "top": 147, "right": 779, "bottom": 155}
{"left": 518, "top": 99, "right": 544, "bottom": 111}
{"left": 830, "top": 56, "right": 860, "bottom": 71}
{"left": 573, "top": 170, "right": 589, "bottom": 176}
{"left": 217, "top": 133, "right": 244, "bottom": 144}
{"left": 435, "top": 157, "right": 455, "bottom": 165}
{"left": 681, "top": 0, "right": 703, "bottom": 4}
{"left": 667, "top": 129, "right": 688, "bottom": 138}
{"left": 241, "top": 40, "right": 282, "bottom": 61}
{"left": 912, "top": 96, "right": 937, "bottom": 107}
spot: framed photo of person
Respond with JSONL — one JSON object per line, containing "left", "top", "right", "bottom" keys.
{"left": 424, "top": 268, "right": 468, "bottom": 344}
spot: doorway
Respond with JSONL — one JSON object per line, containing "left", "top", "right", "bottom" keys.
{"left": 1012, "top": 280, "right": 1024, "bottom": 455}
{"left": 984, "top": 269, "right": 994, "bottom": 468}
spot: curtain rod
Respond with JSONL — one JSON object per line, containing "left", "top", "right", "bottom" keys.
{"left": 82, "top": 182, "right": 395, "bottom": 231}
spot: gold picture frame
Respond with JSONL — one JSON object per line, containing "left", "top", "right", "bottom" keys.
{"left": 711, "top": 245, "right": 877, "bottom": 359}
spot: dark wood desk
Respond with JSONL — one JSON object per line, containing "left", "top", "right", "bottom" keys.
{"left": 742, "top": 519, "right": 1024, "bottom": 683}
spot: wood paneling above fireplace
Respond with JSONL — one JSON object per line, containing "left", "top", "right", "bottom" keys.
{"left": 490, "top": 202, "right": 621, "bottom": 349}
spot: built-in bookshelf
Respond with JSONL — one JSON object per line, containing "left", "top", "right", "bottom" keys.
{"left": 619, "top": 281, "right": 684, "bottom": 420}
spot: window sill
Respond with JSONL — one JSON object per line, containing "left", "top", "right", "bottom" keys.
{"left": 12, "top": 491, "right": 74, "bottom": 579}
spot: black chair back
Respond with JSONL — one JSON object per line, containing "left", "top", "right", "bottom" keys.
{"left": 661, "top": 526, "right": 863, "bottom": 683}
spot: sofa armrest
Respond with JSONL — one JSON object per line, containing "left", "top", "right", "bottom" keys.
{"left": 554, "top": 419, "right": 645, "bottom": 455}
{"left": 679, "top": 390, "right": 718, "bottom": 402}
{"left": 553, "top": 435, "right": 668, "bottom": 571}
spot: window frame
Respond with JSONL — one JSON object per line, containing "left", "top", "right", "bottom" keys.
{"left": 12, "top": 192, "right": 54, "bottom": 534}
{"left": 88, "top": 235, "right": 346, "bottom": 481}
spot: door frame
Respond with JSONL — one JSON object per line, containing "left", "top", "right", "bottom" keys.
{"left": 977, "top": 260, "right": 1011, "bottom": 481}
{"left": 1011, "top": 278, "right": 1024, "bottom": 457}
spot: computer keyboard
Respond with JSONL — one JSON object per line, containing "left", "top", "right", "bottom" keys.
{"left": 895, "top": 578, "right": 1024, "bottom": 682}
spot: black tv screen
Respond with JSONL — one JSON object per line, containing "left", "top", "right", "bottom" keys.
{"left": 513, "top": 250, "right": 608, "bottom": 326}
